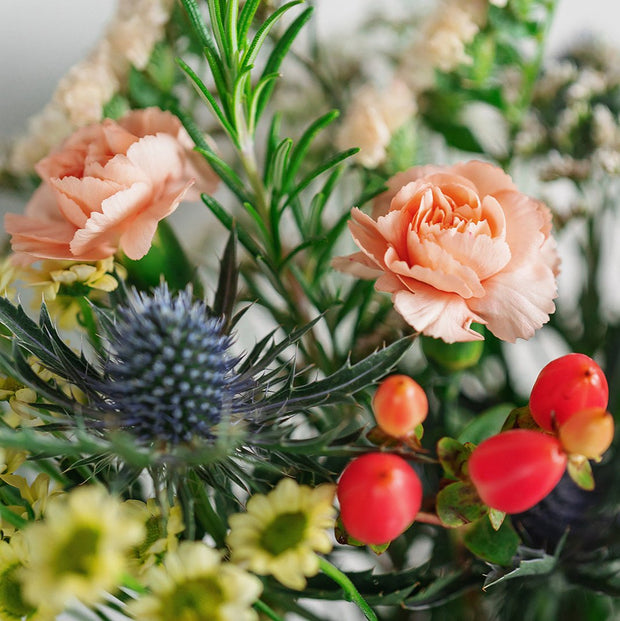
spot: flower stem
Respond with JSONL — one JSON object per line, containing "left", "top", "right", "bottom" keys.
{"left": 318, "top": 557, "right": 378, "bottom": 621}
{"left": 253, "top": 599, "right": 286, "bottom": 621}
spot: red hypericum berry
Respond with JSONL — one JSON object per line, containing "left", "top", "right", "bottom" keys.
{"left": 529, "top": 353, "right": 608, "bottom": 432}
{"left": 372, "top": 375, "right": 428, "bottom": 439}
{"left": 337, "top": 453, "right": 422, "bottom": 545}
{"left": 468, "top": 429, "right": 567, "bottom": 514}
{"left": 558, "top": 407, "right": 615, "bottom": 461}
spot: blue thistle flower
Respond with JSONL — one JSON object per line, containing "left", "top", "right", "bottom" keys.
{"left": 96, "top": 285, "right": 244, "bottom": 446}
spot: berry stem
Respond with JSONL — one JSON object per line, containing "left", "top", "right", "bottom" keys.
{"left": 318, "top": 557, "right": 378, "bottom": 621}
{"left": 253, "top": 599, "right": 286, "bottom": 621}
{"left": 415, "top": 511, "right": 444, "bottom": 526}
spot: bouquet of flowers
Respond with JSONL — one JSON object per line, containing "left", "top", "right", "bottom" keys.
{"left": 0, "top": 0, "right": 619, "bottom": 619}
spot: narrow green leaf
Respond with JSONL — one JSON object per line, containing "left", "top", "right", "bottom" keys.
{"left": 248, "top": 72, "right": 279, "bottom": 134}
{"left": 255, "top": 7, "right": 314, "bottom": 120}
{"left": 242, "top": 200, "right": 271, "bottom": 243}
{"left": 241, "top": 0, "right": 304, "bottom": 70}
{"left": 284, "top": 109, "right": 340, "bottom": 193}
{"left": 224, "top": 0, "right": 239, "bottom": 56}
{"left": 176, "top": 57, "right": 238, "bottom": 142}
{"left": 237, "top": 0, "right": 262, "bottom": 47}
{"left": 206, "top": 0, "right": 229, "bottom": 59}
{"left": 179, "top": 0, "right": 216, "bottom": 49}
{"left": 202, "top": 40, "right": 232, "bottom": 104}
{"left": 482, "top": 550, "right": 558, "bottom": 589}
{"left": 201, "top": 193, "right": 263, "bottom": 260}
{"left": 271, "top": 137, "right": 293, "bottom": 195}
{"left": 288, "top": 148, "right": 357, "bottom": 204}
{"left": 194, "top": 147, "right": 250, "bottom": 204}
{"left": 263, "top": 113, "right": 282, "bottom": 186}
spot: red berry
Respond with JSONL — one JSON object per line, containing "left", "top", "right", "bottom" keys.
{"left": 372, "top": 375, "right": 428, "bottom": 438}
{"left": 468, "top": 430, "right": 567, "bottom": 514}
{"left": 529, "top": 353, "right": 608, "bottom": 432}
{"left": 337, "top": 453, "right": 422, "bottom": 545}
{"left": 558, "top": 407, "right": 615, "bottom": 460}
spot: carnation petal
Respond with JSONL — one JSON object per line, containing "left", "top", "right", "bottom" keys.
{"left": 471, "top": 261, "right": 557, "bottom": 342}
{"left": 70, "top": 182, "right": 151, "bottom": 259}
{"left": 331, "top": 252, "right": 384, "bottom": 278}
{"left": 125, "top": 133, "right": 185, "bottom": 187}
{"left": 119, "top": 183, "right": 192, "bottom": 260}
{"left": 51, "top": 176, "right": 122, "bottom": 227}
{"left": 391, "top": 282, "right": 485, "bottom": 343}
{"left": 451, "top": 160, "right": 517, "bottom": 196}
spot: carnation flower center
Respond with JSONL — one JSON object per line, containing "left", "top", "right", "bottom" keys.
{"left": 163, "top": 577, "right": 224, "bottom": 616}
{"left": 55, "top": 526, "right": 101, "bottom": 576}
{"left": 260, "top": 511, "right": 308, "bottom": 556}
{"left": 0, "top": 565, "right": 35, "bottom": 618}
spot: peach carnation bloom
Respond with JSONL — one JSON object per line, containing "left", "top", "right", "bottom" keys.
{"left": 6, "top": 107, "right": 218, "bottom": 264}
{"left": 333, "top": 161, "right": 559, "bottom": 343}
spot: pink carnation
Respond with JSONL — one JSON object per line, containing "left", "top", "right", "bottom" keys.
{"left": 333, "top": 161, "right": 559, "bottom": 343}
{"left": 6, "top": 107, "right": 218, "bottom": 264}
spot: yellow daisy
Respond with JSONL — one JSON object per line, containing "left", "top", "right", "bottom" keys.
{"left": 124, "top": 498, "right": 184, "bottom": 573}
{"left": 227, "top": 478, "right": 336, "bottom": 590}
{"left": 20, "top": 485, "right": 145, "bottom": 614}
{"left": 19, "top": 257, "right": 123, "bottom": 329}
{"left": 0, "top": 535, "right": 40, "bottom": 621}
{"left": 127, "top": 541, "right": 262, "bottom": 621}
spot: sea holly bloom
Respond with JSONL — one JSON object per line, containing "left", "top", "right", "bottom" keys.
{"left": 20, "top": 485, "right": 145, "bottom": 614}
{"left": 227, "top": 478, "right": 336, "bottom": 590}
{"left": 127, "top": 541, "right": 262, "bottom": 621}
{"left": 334, "top": 161, "right": 559, "bottom": 343}
{"left": 92, "top": 284, "right": 245, "bottom": 446}
{"left": 5, "top": 107, "right": 218, "bottom": 264}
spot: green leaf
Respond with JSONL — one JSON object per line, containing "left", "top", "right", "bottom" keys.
{"left": 501, "top": 405, "right": 541, "bottom": 431}
{"left": 179, "top": 0, "right": 216, "bottom": 50}
{"left": 212, "top": 227, "right": 239, "bottom": 331}
{"left": 176, "top": 57, "right": 238, "bottom": 142}
{"left": 283, "top": 109, "right": 340, "bottom": 193}
{"left": 488, "top": 508, "right": 506, "bottom": 531}
{"left": 102, "top": 93, "right": 130, "bottom": 120}
{"left": 194, "top": 147, "right": 250, "bottom": 204}
{"left": 128, "top": 66, "right": 167, "bottom": 108}
{"left": 145, "top": 42, "right": 177, "bottom": 92}
{"left": 567, "top": 455, "right": 595, "bottom": 491}
{"left": 464, "top": 515, "right": 520, "bottom": 566}
{"left": 260, "top": 337, "right": 413, "bottom": 413}
{"left": 288, "top": 148, "right": 358, "bottom": 204}
{"left": 436, "top": 480, "right": 487, "bottom": 527}
{"left": 201, "top": 193, "right": 264, "bottom": 260}
{"left": 436, "top": 437, "right": 473, "bottom": 480}
{"left": 483, "top": 548, "right": 559, "bottom": 589}
{"left": 457, "top": 404, "right": 513, "bottom": 444}
{"left": 241, "top": 0, "right": 304, "bottom": 70}
{"left": 237, "top": 0, "right": 261, "bottom": 48}
{"left": 255, "top": 7, "right": 314, "bottom": 120}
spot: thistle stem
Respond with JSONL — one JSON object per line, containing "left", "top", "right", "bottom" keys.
{"left": 318, "top": 557, "right": 378, "bottom": 621}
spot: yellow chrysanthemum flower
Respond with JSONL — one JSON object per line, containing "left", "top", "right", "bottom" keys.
{"left": 19, "top": 257, "right": 123, "bottom": 329}
{"left": 124, "top": 498, "right": 184, "bottom": 573}
{"left": 0, "top": 535, "right": 39, "bottom": 621}
{"left": 127, "top": 541, "right": 262, "bottom": 621}
{"left": 227, "top": 478, "right": 336, "bottom": 590}
{"left": 0, "top": 449, "right": 28, "bottom": 476}
{"left": 20, "top": 485, "right": 145, "bottom": 614}
{"left": 0, "top": 376, "right": 39, "bottom": 428}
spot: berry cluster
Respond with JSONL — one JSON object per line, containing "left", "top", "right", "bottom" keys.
{"left": 336, "top": 355, "right": 616, "bottom": 548}
{"left": 337, "top": 375, "right": 428, "bottom": 545}
{"left": 469, "top": 354, "right": 614, "bottom": 513}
